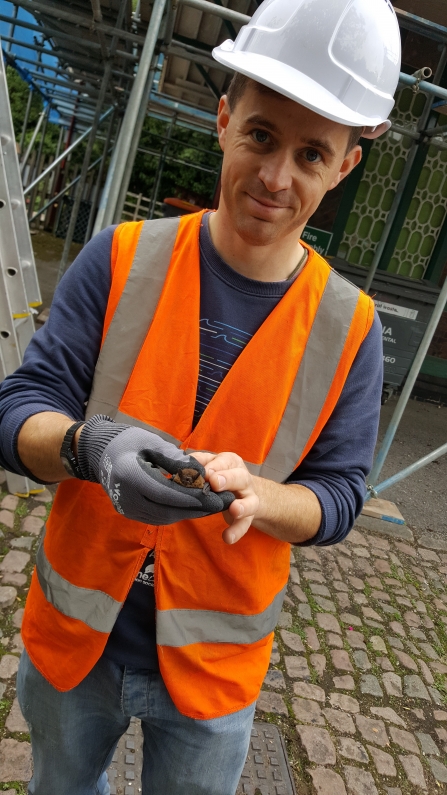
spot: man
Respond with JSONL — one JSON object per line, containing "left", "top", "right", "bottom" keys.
{"left": 0, "top": 0, "right": 401, "bottom": 793}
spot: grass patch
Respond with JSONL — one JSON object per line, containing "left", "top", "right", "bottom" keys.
{"left": 403, "top": 570, "right": 422, "bottom": 591}
{"left": 432, "top": 615, "right": 447, "bottom": 652}
{"left": 306, "top": 595, "right": 324, "bottom": 614}
{"left": 434, "top": 673, "right": 447, "bottom": 706}
{"left": 361, "top": 623, "right": 386, "bottom": 639}
{"left": 308, "top": 667, "right": 319, "bottom": 685}
{"left": 0, "top": 698, "right": 13, "bottom": 732}
{"left": 289, "top": 624, "right": 306, "bottom": 641}
{"left": 390, "top": 562, "right": 404, "bottom": 581}
{"left": 386, "top": 648, "right": 400, "bottom": 673}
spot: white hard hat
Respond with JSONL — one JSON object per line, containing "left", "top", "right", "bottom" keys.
{"left": 213, "top": 0, "right": 401, "bottom": 139}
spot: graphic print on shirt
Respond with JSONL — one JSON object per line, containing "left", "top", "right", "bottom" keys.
{"left": 194, "top": 319, "right": 252, "bottom": 422}
{"left": 135, "top": 548, "right": 155, "bottom": 588}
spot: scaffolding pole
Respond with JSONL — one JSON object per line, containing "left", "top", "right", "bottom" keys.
{"left": 149, "top": 113, "right": 176, "bottom": 219}
{"left": 113, "top": 60, "right": 157, "bottom": 224}
{"left": 30, "top": 150, "right": 110, "bottom": 224}
{"left": 23, "top": 108, "right": 112, "bottom": 197}
{"left": 7, "top": 0, "right": 146, "bottom": 48}
{"left": 56, "top": 63, "right": 113, "bottom": 282}
{"left": 18, "top": 85, "right": 33, "bottom": 155}
{"left": 84, "top": 110, "right": 117, "bottom": 242}
{"left": 94, "top": 0, "right": 168, "bottom": 233}
{"left": 27, "top": 104, "right": 50, "bottom": 217}
{"left": 20, "top": 109, "right": 45, "bottom": 176}
{"left": 55, "top": 0, "right": 130, "bottom": 278}
{"left": 370, "top": 442, "right": 447, "bottom": 498}
{"left": 177, "top": 0, "right": 249, "bottom": 24}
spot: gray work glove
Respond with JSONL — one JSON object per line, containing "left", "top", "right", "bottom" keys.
{"left": 77, "top": 414, "right": 235, "bottom": 525}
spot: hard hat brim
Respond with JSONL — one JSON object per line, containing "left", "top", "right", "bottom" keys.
{"left": 213, "top": 44, "right": 390, "bottom": 130}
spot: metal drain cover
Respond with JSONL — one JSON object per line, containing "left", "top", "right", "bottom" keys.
{"left": 107, "top": 720, "right": 295, "bottom": 795}
{"left": 236, "top": 722, "right": 296, "bottom": 795}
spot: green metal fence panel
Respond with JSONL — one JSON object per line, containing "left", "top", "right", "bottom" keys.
{"left": 391, "top": 140, "right": 447, "bottom": 279}
{"left": 337, "top": 87, "right": 447, "bottom": 279}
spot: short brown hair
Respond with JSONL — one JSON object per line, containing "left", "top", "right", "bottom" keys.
{"left": 226, "top": 72, "right": 363, "bottom": 153}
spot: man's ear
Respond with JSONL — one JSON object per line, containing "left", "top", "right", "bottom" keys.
{"left": 328, "top": 144, "right": 363, "bottom": 190}
{"left": 216, "top": 95, "right": 231, "bottom": 152}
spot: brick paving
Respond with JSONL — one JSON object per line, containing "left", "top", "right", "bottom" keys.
{"left": 0, "top": 468, "right": 446, "bottom": 793}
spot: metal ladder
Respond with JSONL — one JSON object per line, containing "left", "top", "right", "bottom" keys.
{"left": 0, "top": 41, "right": 44, "bottom": 497}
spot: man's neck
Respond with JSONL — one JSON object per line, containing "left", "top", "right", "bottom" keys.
{"left": 208, "top": 206, "right": 306, "bottom": 282}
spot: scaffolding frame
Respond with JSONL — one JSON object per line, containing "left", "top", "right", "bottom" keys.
{"left": 1, "top": 0, "right": 447, "bottom": 502}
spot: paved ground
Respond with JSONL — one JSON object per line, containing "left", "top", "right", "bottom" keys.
{"left": 0, "top": 469, "right": 446, "bottom": 793}
{"left": 256, "top": 524, "right": 447, "bottom": 794}
{"left": 31, "top": 230, "right": 81, "bottom": 311}
{"left": 0, "top": 471, "right": 51, "bottom": 795}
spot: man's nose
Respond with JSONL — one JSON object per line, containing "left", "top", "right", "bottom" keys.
{"left": 258, "top": 151, "right": 294, "bottom": 194}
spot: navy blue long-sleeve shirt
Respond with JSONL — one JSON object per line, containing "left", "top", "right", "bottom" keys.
{"left": 0, "top": 215, "right": 383, "bottom": 668}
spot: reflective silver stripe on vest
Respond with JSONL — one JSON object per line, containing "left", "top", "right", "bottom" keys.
{"left": 86, "top": 218, "right": 181, "bottom": 420}
{"left": 156, "top": 585, "right": 286, "bottom": 647}
{"left": 36, "top": 537, "right": 122, "bottom": 634}
{"left": 259, "top": 270, "right": 360, "bottom": 482}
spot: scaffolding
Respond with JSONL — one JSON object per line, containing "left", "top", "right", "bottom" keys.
{"left": 1, "top": 0, "right": 447, "bottom": 498}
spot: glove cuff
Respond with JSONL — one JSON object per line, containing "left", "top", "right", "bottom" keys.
{"left": 77, "top": 414, "right": 130, "bottom": 482}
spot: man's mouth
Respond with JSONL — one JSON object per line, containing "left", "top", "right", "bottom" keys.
{"left": 246, "top": 193, "right": 289, "bottom": 212}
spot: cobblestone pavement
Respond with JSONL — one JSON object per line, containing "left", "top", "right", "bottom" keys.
{"left": 256, "top": 525, "right": 447, "bottom": 794}
{"left": 107, "top": 718, "right": 143, "bottom": 795}
{"left": 0, "top": 469, "right": 446, "bottom": 794}
{"left": 0, "top": 470, "right": 51, "bottom": 795}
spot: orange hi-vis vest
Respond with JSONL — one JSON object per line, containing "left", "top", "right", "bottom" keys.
{"left": 22, "top": 210, "right": 374, "bottom": 719}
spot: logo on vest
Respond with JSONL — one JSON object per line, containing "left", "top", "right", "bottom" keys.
{"left": 136, "top": 562, "right": 154, "bottom": 587}
{"left": 101, "top": 455, "right": 124, "bottom": 515}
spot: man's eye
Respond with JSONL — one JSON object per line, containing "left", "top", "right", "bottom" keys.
{"left": 304, "top": 149, "right": 321, "bottom": 162}
{"left": 252, "top": 130, "right": 269, "bottom": 144}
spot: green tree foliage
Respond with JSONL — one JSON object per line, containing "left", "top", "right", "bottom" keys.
{"left": 6, "top": 65, "right": 60, "bottom": 156}
{"left": 6, "top": 65, "right": 41, "bottom": 135}
{"left": 6, "top": 64, "right": 222, "bottom": 206}
{"left": 130, "top": 115, "right": 222, "bottom": 206}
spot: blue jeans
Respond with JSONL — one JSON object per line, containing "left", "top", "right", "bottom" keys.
{"left": 17, "top": 649, "right": 255, "bottom": 795}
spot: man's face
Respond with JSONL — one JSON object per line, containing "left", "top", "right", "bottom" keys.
{"left": 216, "top": 82, "right": 362, "bottom": 247}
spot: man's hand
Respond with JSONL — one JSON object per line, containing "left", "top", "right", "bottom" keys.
{"left": 77, "top": 415, "right": 235, "bottom": 525}
{"left": 193, "top": 452, "right": 258, "bottom": 544}
{"left": 17, "top": 412, "right": 235, "bottom": 525}
{"left": 194, "top": 451, "right": 322, "bottom": 546}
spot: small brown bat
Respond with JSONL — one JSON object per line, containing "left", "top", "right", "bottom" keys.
{"left": 172, "top": 468, "right": 210, "bottom": 493}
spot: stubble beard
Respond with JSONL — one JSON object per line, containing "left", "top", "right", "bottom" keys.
{"left": 224, "top": 185, "right": 298, "bottom": 248}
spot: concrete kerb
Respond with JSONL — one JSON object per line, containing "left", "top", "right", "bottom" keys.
{"left": 354, "top": 514, "right": 414, "bottom": 543}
